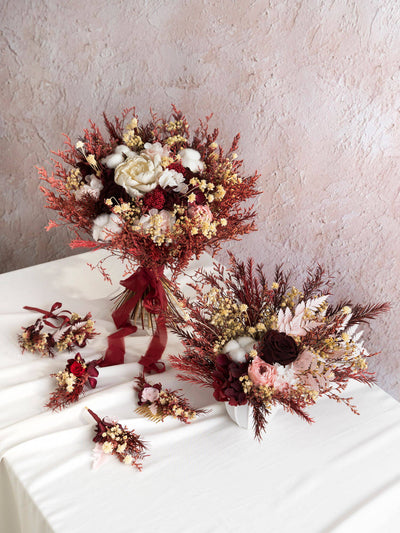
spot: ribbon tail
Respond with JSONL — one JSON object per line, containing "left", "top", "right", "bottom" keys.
{"left": 138, "top": 316, "right": 167, "bottom": 374}
{"left": 100, "top": 325, "right": 137, "bottom": 367}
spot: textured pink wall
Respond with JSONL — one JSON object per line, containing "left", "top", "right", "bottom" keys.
{"left": 1, "top": 1, "right": 399, "bottom": 399}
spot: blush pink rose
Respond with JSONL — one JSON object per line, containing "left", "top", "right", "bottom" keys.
{"left": 248, "top": 356, "right": 277, "bottom": 387}
{"left": 141, "top": 386, "right": 160, "bottom": 403}
{"left": 188, "top": 204, "right": 213, "bottom": 223}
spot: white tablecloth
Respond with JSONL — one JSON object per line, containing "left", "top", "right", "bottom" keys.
{"left": 1, "top": 251, "right": 400, "bottom": 533}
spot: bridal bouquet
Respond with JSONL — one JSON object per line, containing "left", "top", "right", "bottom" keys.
{"left": 169, "top": 255, "right": 389, "bottom": 439}
{"left": 38, "top": 106, "right": 259, "bottom": 372}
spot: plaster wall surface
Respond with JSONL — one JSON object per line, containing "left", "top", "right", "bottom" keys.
{"left": 1, "top": 0, "right": 399, "bottom": 400}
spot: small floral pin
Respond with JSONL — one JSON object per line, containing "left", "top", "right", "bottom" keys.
{"left": 45, "top": 354, "right": 101, "bottom": 411}
{"left": 134, "top": 375, "right": 207, "bottom": 424}
{"left": 87, "top": 408, "right": 147, "bottom": 471}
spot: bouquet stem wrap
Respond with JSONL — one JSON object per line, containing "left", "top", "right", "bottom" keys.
{"left": 100, "top": 266, "right": 168, "bottom": 373}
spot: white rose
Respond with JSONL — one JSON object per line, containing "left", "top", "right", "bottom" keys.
{"left": 101, "top": 145, "right": 136, "bottom": 169}
{"left": 114, "top": 154, "right": 163, "bottom": 198}
{"left": 74, "top": 175, "right": 103, "bottom": 201}
{"left": 158, "top": 169, "right": 188, "bottom": 193}
{"left": 92, "top": 213, "right": 123, "bottom": 241}
{"left": 178, "top": 148, "right": 204, "bottom": 173}
{"left": 222, "top": 336, "right": 255, "bottom": 363}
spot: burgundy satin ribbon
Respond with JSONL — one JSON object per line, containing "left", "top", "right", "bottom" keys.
{"left": 100, "top": 267, "right": 167, "bottom": 374}
{"left": 23, "top": 302, "right": 71, "bottom": 328}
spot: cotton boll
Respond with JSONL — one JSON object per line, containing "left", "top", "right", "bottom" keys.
{"left": 92, "top": 213, "right": 122, "bottom": 241}
{"left": 222, "top": 336, "right": 256, "bottom": 363}
{"left": 237, "top": 336, "right": 256, "bottom": 351}
{"left": 222, "top": 339, "right": 240, "bottom": 355}
{"left": 178, "top": 148, "right": 204, "bottom": 173}
{"left": 222, "top": 339, "right": 246, "bottom": 363}
{"left": 102, "top": 145, "right": 136, "bottom": 169}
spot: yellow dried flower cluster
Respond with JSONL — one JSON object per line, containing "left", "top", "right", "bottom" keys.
{"left": 214, "top": 184, "right": 226, "bottom": 200}
{"left": 161, "top": 156, "right": 174, "bottom": 168}
{"left": 239, "top": 375, "right": 253, "bottom": 395}
{"left": 165, "top": 120, "right": 187, "bottom": 132}
{"left": 110, "top": 201, "right": 140, "bottom": 224}
{"left": 126, "top": 117, "right": 138, "bottom": 130}
{"left": 55, "top": 318, "right": 95, "bottom": 352}
{"left": 55, "top": 370, "right": 78, "bottom": 393}
{"left": 66, "top": 169, "right": 82, "bottom": 190}
{"left": 139, "top": 211, "right": 173, "bottom": 246}
{"left": 20, "top": 331, "right": 49, "bottom": 355}
{"left": 198, "top": 219, "right": 218, "bottom": 238}
{"left": 296, "top": 384, "right": 319, "bottom": 403}
{"left": 351, "top": 356, "right": 368, "bottom": 371}
{"left": 251, "top": 382, "right": 275, "bottom": 406}
{"left": 158, "top": 391, "right": 196, "bottom": 421}
{"left": 281, "top": 286, "right": 304, "bottom": 309}
{"left": 123, "top": 130, "right": 143, "bottom": 149}
{"left": 100, "top": 423, "right": 130, "bottom": 457}
{"left": 165, "top": 135, "right": 187, "bottom": 146}
{"left": 205, "top": 289, "right": 248, "bottom": 351}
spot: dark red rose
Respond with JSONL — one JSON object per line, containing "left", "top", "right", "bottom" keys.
{"left": 212, "top": 353, "right": 248, "bottom": 406}
{"left": 259, "top": 330, "right": 299, "bottom": 366}
{"left": 69, "top": 361, "right": 86, "bottom": 377}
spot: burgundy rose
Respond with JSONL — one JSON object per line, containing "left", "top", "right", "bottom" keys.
{"left": 259, "top": 330, "right": 299, "bottom": 366}
{"left": 212, "top": 353, "right": 248, "bottom": 406}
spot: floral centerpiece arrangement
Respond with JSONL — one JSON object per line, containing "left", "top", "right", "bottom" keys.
{"left": 38, "top": 106, "right": 260, "bottom": 373}
{"left": 168, "top": 255, "right": 389, "bottom": 439}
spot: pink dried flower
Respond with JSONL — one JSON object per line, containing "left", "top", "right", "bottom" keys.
{"left": 188, "top": 204, "right": 213, "bottom": 223}
{"left": 248, "top": 356, "right": 277, "bottom": 387}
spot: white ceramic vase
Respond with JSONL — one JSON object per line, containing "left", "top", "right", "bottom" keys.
{"left": 225, "top": 402, "right": 279, "bottom": 429}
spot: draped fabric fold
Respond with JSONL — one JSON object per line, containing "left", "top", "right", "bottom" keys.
{"left": 100, "top": 267, "right": 168, "bottom": 373}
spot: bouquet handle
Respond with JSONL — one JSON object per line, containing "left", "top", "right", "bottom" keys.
{"left": 100, "top": 266, "right": 167, "bottom": 373}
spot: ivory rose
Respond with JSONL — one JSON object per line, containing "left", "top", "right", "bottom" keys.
{"left": 248, "top": 356, "right": 277, "bottom": 387}
{"left": 114, "top": 153, "right": 163, "bottom": 198}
